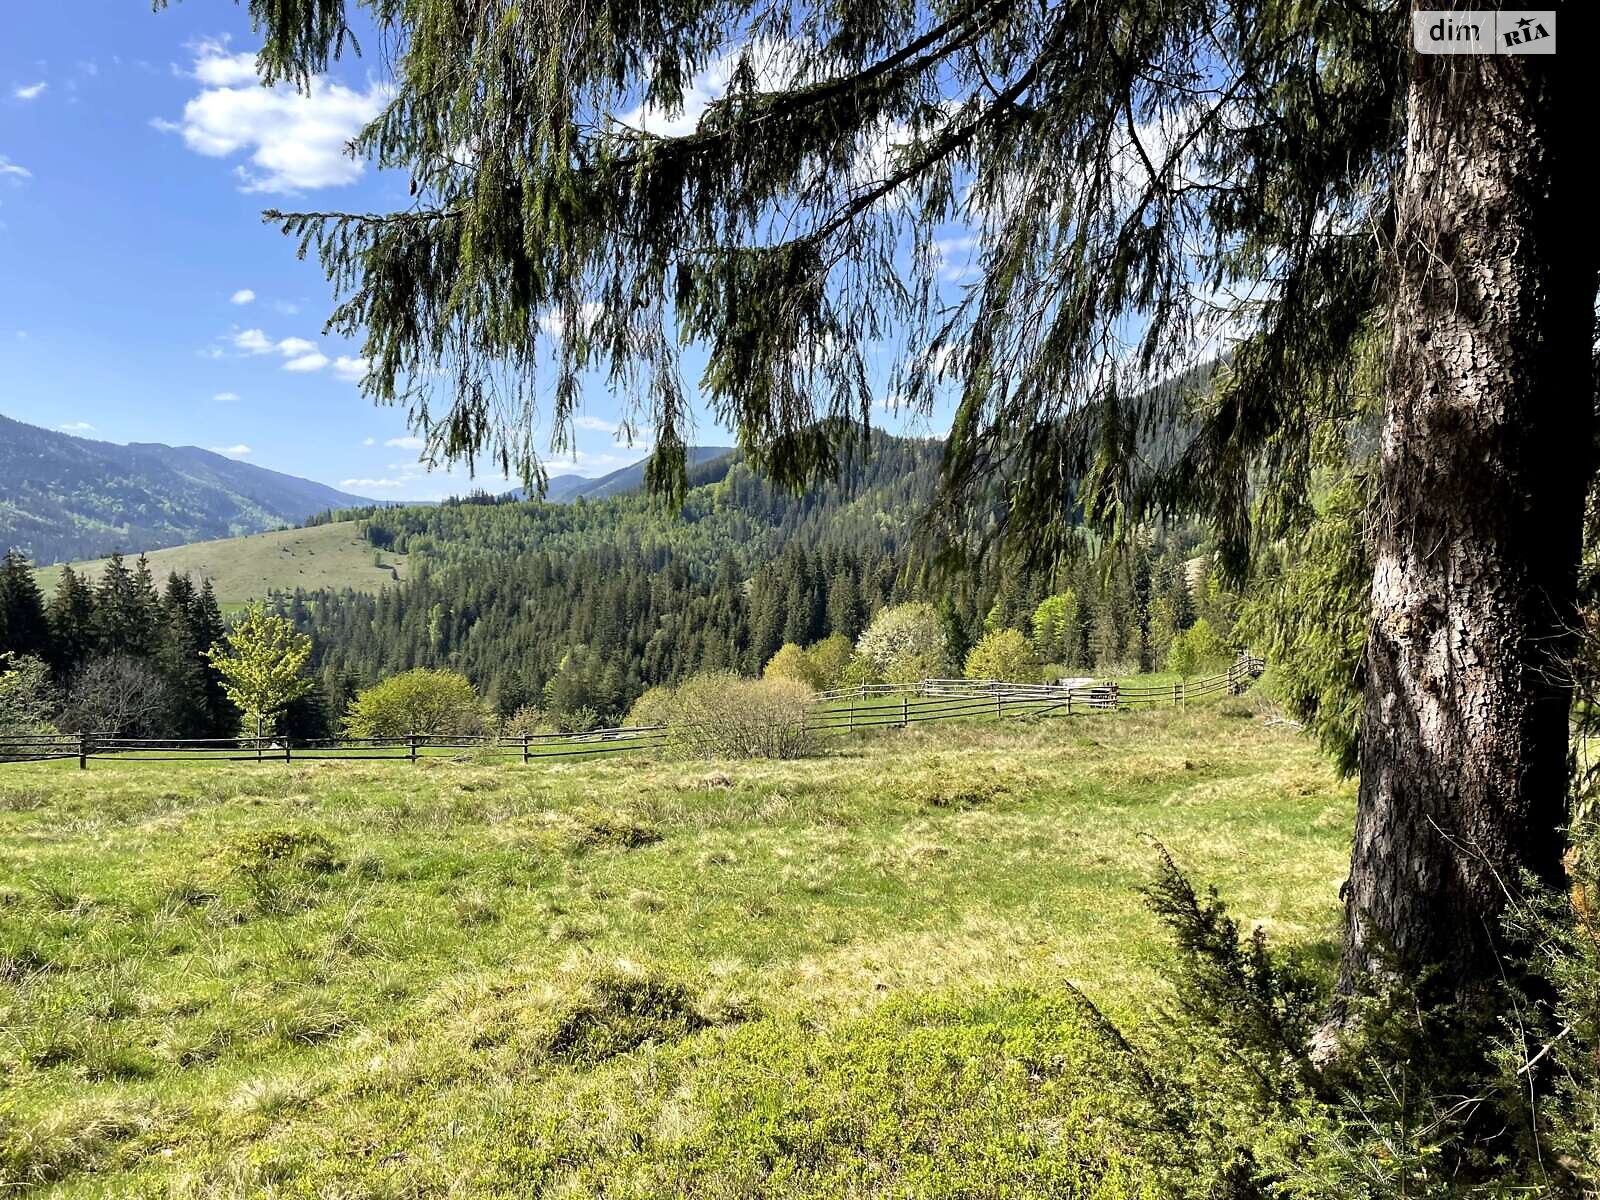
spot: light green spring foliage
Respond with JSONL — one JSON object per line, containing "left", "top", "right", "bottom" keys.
{"left": 1031, "top": 592, "right": 1081, "bottom": 666}
{"left": 0, "top": 654, "right": 57, "bottom": 753}
{"left": 342, "top": 668, "right": 489, "bottom": 738}
{"left": 963, "top": 629, "right": 1038, "bottom": 682}
{"left": 1164, "top": 618, "right": 1229, "bottom": 678}
{"left": 804, "top": 633, "right": 857, "bottom": 690}
{"left": 629, "top": 671, "right": 815, "bottom": 759}
{"left": 856, "top": 603, "right": 947, "bottom": 684}
{"left": 205, "top": 602, "right": 314, "bottom": 738}
{"left": 762, "top": 643, "right": 823, "bottom": 690}
{"left": 762, "top": 637, "right": 858, "bottom": 692}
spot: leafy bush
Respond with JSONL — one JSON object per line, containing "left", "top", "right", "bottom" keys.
{"left": 555, "top": 705, "right": 600, "bottom": 734}
{"left": 0, "top": 655, "right": 57, "bottom": 759}
{"left": 763, "top": 643, "right": 822, "bottom": 689}
{"left": 222, "top": 829, "right": 342, "bottom": 875}
{"left": 1165, "top": 617, "right": 1230, "bottom": 678}
{"left": 963, "top": 629, "right": 1039, "bottom": 681}
{"left": 342, "top": 669, "right": 489, "bottom": 738}
{"left": 624, "top": 686, "right": 677, "bottom": 728}
{"left": 856, "top": 602, "right": 947, "bottom": 683}
{"left": 805, "top": 634, "right": 857, "bottom": 689}
{"left": 643, "top": 672, "right": 815, "bottom": 759}
{"left": 499, "top": 704, "right": 550, "bottom": 737}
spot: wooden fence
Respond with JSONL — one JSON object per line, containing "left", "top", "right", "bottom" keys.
{"left": 0, "top": 656, "right": 1265, "bottom": 769}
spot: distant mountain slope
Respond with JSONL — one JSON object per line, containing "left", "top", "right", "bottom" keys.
{"left": 0, "top": 414, "right": 371, "bottom": 564}
{"left": 515, "top": 446, "right": 735, "bottom": 503}
{"left": 33, "top": 520, "right": 408, "bottom": 608}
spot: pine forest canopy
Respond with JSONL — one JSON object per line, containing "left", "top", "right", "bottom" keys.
{"left": 180, "top": 0, "right": 1599, "bottom": 1062}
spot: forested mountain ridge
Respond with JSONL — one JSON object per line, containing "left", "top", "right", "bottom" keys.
{"left": 520, "top": 446, "right": 736, "bottom": 503}
{"left": 0, "top": 413, "right": 371, "bottom": 565}
{"left": 274, "top": 432, "right": 1217, "bottom": 725}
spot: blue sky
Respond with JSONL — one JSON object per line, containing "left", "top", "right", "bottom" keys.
{"left": 0, "top": 4, "right": 959, "bottom": 501}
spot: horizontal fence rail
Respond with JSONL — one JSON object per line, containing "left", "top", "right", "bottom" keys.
{"left": 0, "top": 656, "right": 1265, "bottom": 769}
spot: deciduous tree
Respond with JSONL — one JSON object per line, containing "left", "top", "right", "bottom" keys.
{"left": 206, "top": 602, "right": 315, "bottom": 743}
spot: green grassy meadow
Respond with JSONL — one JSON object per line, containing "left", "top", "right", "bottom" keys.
{"left": 0, "top": 705, "right": 1352, "bottom": 1197}
{"left": 32, "top": 522, "right": 407, "bottom": 607}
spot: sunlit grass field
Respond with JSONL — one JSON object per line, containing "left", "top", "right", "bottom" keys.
{"left": 32, "top": 521, "right": 407, "bottom": 610}
{"left": 0, "top": 703, "right": 1352, "bottom": 1197}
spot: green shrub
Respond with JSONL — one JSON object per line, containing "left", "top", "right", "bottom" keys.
{"left": 499, "top": 704, "right": 550, "bottom": 737}
{"left": 0, "top": 655, "right": 57, "bottom": 760}
{"left": 342, "top": 669, "right": 489, "bottom": 738}
{"left": 1165, "top": 617, "right": 1230, "bottom": 678}
{"left": 762, "top": 642, "right": 822, "bottom": 689}
{"left": 805, "top": 634, "right": 857, "bottom": 689}
{"left": 642, "top": 672, "right": 816, "bottom": 759}
{"left": 222, "top": 829, "right": 342, "bottom": 875}
{"left": 624, "top": 686, "right": 677, "bottom": 728}
{"left": 963, "top": 628, "right": 1039, "bottom": 681}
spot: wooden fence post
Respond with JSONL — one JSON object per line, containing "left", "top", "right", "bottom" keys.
{"left": 284, "top": 739, "right": 292, "bottom": 764}
{"left": 78, "top": 732, "right": 88, "bottom": 771}
{"left": 995, "top": 690, "right": 1002, "bottom": 719}
{"left": 901, "top": 694, "right": 908, "bottom": 728}
{"left": 522, "top": 732, "right": 531, "bottom": 764}
{"left": 408, "top": 734, "right": 418, "bottom": 764}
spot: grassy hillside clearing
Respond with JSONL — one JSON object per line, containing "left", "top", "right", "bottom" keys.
{"left": 32, "top": 521, "right": 408, "bottom": 607}
{"left": 0, "top": 706, "right": 1351, "bottom": 1197}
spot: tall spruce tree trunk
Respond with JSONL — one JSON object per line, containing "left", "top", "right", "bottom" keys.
{"left": 1336, "top": 5, "right": 1597, "bottom": 1014}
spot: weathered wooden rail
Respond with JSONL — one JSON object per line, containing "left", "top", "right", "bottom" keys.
{"left": 0, "top": 657, "right": 1265, "bottom": 769}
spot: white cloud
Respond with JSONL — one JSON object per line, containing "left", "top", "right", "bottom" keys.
{"left": 573, "top": 415, "right": 616, "bottom": 433}
{"left": 209, "top": 443, "right": 252, "bottom": 457}
{"left": 230, "top": 288, "right": 255, "bottom": 305}
{"left": 341, "top": 477, "right": 405, "bottom": 489}
{"left": 232, "top": 327, "right": 273, "bottom": 354}
{"left": 189, "top": 42, "right": 260, "bottom": 88}
{"left": 538, "top": 302, "right": 604, "bottom": 342}
{"left": 56, "top": 420, "right": 94, "bottom": 432}
{"left": 385, "top": 435, "right": 425, "bottom": 450}
{"left": 273, "top": 300, "right": 301, "bottom": 315}
{"left": 932, "top": 234, "right": 980, "bottom": 282}
{"left": 229, "top": 327, "right": 337, "bottom": 370}
{"left": 157, "top": 40, "right": 390, "bottom": 193}
{"left": 0, "top": 155, "right": 31, "bottom": 180}
{"left": 13, "top": 82, "right": 46, "bottom": 101}
{"left": 361, "top": 436, "right": 376, "bottom": 446}
{"left": 213, "top": 391, "right": 240, "bottom": 402}
{"left": 332, "top": 355, "right": 369, "bottom": 382}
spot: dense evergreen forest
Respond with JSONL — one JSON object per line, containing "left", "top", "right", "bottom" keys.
{"left": 282, "top": 434, "right": 1229, "bottom": 726}
{"left": 1, "top": 433, "right": 1234, "bottom": 736}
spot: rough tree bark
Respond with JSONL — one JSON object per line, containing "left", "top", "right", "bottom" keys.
{"left": 1336, "top": 3, "right": 1598, "bottom": 1018}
